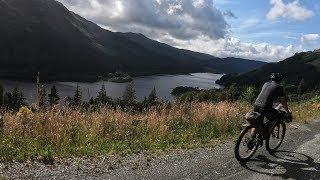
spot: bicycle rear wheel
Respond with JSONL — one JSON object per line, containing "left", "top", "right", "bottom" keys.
{"left": 266, "top": 121, "right": 286, "bottom": 154}
{"left": 234, "top": 125, "right": 259, "bottom": 162}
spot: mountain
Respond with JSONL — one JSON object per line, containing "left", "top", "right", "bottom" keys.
{"left": 0, "top": 0, "right": 266, "bottom": 82}
{"left": 217, "top": 49, "right": 320, "bottom": 92}
{"left": 118, "top": 32, "right": 266, "bottom": 74}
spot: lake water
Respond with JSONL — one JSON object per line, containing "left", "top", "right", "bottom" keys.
{"left": 0, "top": 73, "right": 223, "bottom": 104}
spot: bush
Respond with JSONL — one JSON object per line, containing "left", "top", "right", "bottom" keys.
{"left": 40, "top": 146, "right": 54, "bottom": 165}
{"left": 241, "top": 86, "right": 258, "bottom": 103}
{"left": 309, "top": 95, "right": 320, "bottom": 103}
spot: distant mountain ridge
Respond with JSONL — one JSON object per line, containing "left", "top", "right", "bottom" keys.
{"left": 217, "top": 49, "right": 320, "bottom": 92}
{"left": 0, "top": 0, "right": 266, "bottom": 82}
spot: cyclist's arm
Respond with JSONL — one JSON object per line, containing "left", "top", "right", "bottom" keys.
{"left": 277, "top": 86, "right": 291, "bottom": 114}
{"left": 279, "top": 97, "right": 291, "bottom": 114}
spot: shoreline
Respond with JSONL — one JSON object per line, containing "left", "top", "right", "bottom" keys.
{"left": 0, "top": 71, "right": 220, "bottom": 84}
{"left": 0, "top": 72, "right": 222, "bottom": 84}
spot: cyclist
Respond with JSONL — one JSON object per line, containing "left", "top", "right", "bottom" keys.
{"left": 249, "top": 73, "right": 292, "bottom": 145}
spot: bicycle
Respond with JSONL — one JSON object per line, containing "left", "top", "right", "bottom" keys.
{"left": 234, "top": 105, "right": 292, "bottom": 162}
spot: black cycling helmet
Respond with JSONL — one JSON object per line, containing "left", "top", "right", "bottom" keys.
{"left": 270, "top": 73, "right": 283, "bottom": 82}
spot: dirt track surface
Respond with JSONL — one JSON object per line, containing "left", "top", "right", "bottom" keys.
{"left": 1, "top": 119, "right": 320, "bottom": 180}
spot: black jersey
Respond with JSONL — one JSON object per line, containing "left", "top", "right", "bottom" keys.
{"left": 254, "top": 81, "right": 285, "bottom": 109}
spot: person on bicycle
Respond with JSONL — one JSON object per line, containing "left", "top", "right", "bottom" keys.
{"left": 235, "top": 74, "right": 292, "bottom": 160}
{"left": 253, "top": 73, "right": 291, "bottom": 121}
{"left": 249, "top": 73, "right": 292, "bottom": 146}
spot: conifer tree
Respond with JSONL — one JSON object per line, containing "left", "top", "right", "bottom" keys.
{"left": 38, "top": 85, "right": 47, "bottom": 109}
{"left": 146, "top": 87, "right": 158, "bottom": 107}
{"left": 18, "top": 92, "right": 25, "bottom": 108}
{"left": 12, "top": 88, "right": 20, "bottom": 110}
{"left": 89, "top": 97, "right": 95, "bottom": 106}
{"left": 65, "top": 96, "right": 72, "bottom": 107}
{"left": 6, "top": 88, "right": 25, "bottom": 111}
{"left": 48, "top": 85, "right": 60, "bottom": 106}
{"left": 122, "top": 82, "right": 136, "bottom": 106}
{"left": 3, "top": 92, "right": 13, "bottom": 109}
{"left": 73, "top": 84, "right": 82, "bottom": 107}
{"left": 96, "top": 84, "right": 110, "bottom": 106}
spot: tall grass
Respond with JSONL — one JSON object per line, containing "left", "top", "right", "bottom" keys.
{"left": 0, "top": 102, "right": 249, "bottom": 162}
{"left": 291, "top": 101, "right": 320, "bottom": 123}
{"left": 0, "top": 101, "right": 319, "bottom": 162}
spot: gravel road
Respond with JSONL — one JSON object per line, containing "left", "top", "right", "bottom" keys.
{"left": 1, "top": 119, "right": 320, "bottom": 180}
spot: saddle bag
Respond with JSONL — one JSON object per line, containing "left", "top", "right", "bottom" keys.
{"left": 245, "top": 111, "right": 263, "bottom": 124}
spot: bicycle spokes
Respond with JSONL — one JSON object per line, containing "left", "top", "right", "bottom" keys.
{"left": 236, "top": 127, "right": 258, "bottom": 160}
{"left": 271, "top": 125, "right": 280, "bottom": 139}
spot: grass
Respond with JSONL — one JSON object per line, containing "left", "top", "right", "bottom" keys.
{"left": 0, "top": 100, "right": 319, "bottom": 162}
{"left": 291, "top": 99, "right": 320, "bottom": 123}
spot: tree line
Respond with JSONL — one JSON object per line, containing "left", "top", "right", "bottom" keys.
{"left": 175, "top": 83, "right": 320, "bottom": 104}
{"left": 2, "top": 80, "right": 318, "bottom": 112}
{"left": 0, "top": 82, "right": 160, "bottom": 112}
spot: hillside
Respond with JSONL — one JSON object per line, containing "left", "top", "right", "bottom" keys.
{"left": 217, "top": 49, "right": 320, "bottom": 92}
{"left": 0, "top": 0, "right": 265, "bottom": 82}
{"left": 119, "top": 32, "right": 266, "bottom": 74}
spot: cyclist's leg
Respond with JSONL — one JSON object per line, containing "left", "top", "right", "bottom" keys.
{"left": 251, "top": 106, "right": 266, "bottom": 145}
{"left": 264, "top": 108, "right": 283, "bottom": 135}
{"left": 253, "top": 106, "right": 265, "bottom": 125}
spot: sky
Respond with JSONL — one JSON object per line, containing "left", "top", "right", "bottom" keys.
{"left": 57, "top": 0, "right": 320, "bottom": 62}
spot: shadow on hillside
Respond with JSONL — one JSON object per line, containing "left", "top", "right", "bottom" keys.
{"left": 240, "top": 150, "right": 320, "bottom": 179}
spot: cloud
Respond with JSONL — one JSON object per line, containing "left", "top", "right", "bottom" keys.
{"left": 58, "top": 0, "right": 229, "bottom": 40}
{"left": 301, "top": 34, "right": 320, "bottom": 43}
{"left": 284, "top": 35, "right": 299, "bottom": 40}
{"left": 57, "top": 0, "right": 303, "bottom": 62}
{"left": 167, "top": 36, "right": 303, "bottom": 62}
{"left": 266, "top": 0, "right": 314, "bottom": 21}
{"left": 223, "top": 10, "right": 237, "bottom": 19}
{"left": 235, "top": 18, "right": 260, "bottom": 31}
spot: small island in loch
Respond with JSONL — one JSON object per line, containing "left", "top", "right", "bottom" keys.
{"left": 171, "top": 86, "right": 201, "bottom": 97}
{"left": 106, "top": 72, "right": 133, "bottom": 83}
